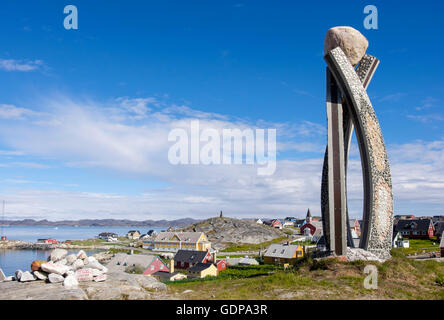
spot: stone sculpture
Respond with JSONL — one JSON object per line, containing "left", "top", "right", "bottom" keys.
{"left": 321, "top": 26, "right": 393, "bottom": 260}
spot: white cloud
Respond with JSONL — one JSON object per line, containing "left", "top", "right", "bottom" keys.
{"left": 0, "top": 104, "right": 36, "bottom": 120}
{"left": 0, "top": 94, "right": 442, "bottom": 220}
{"left": 0, "top": 59, "right": 44, "bottom": 72}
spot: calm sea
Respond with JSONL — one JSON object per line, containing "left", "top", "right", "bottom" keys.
{"left": 0, "top": 225, "right": 165, "bottom": 277}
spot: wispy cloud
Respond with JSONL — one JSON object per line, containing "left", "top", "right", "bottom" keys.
{"left": 0, "top": 59, "right": 44, "bottom": 72}
{"left": 0, "top": 94, "right": 442, "bottom": 220}
{"left": 378, "top": 92, "right": 406, "bottom": 103}
{"left": 0, "top": 104, "right": 37, "bottom": 120}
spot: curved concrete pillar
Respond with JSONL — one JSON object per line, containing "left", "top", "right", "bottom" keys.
{"left": 322, "top": 47, "right": 393, "bottom": 260}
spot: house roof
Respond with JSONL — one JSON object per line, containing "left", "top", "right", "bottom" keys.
{"left": 313, "top": 228, "right": 323, "bottom": 238}
{"left": 264, "top": 244, "right": 302, "bottom": 259}
{"left": 128, "top": 230, "right": 140, "bottom": 234}
{"left": 107, "top": 253, "right": 160, "bottom": 271}
{"left": 152, "top": 271, "right": 183, "bottom": 280}
{"left": 435, "top": 222, "right": 444, "bottom": 236}
{"left": 188, "top": 263, "right": 215, "bottom": 272}
{"left": 174, "top": 250, "right": 209, "bottom": 264}
{"left": 349, "top": 219, "right": 359, "bottom": 227}
{"left": 395, "top": 219, "right": 433, "bottom": 232}
{"left": 155, "top": 232, "right": 204, "bottom": 243}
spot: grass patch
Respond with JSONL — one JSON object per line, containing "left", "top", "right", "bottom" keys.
{"left": 222, "top": 237, "right": 288, "bottom": 252}
{"left": 165, "top": 248, "right": 444, "bottom": 300}
{"left": 107, "top": 248, "right": 142, "bottom": 255}
{"left": 70, "top": 238, "right": 107, "bottom": 246}
{"left": 393, "top": 238, "right": 440, "bottom": 256}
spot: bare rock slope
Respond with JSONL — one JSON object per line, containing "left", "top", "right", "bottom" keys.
{"left": 179, "top": 217, "right": 286, "bottom": 250}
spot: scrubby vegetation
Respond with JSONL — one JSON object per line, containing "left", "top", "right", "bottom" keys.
{"left": 222, "top": 237, "right": 288, "bottom": 252}
{"left": 166, "top": 249, "right": 444, "bottom": 300}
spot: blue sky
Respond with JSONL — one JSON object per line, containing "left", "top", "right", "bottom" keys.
{"left": 0, "top": 1, "right": 443, "bottom": 220}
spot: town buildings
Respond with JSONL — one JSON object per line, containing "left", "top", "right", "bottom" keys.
{"left": 145, "top": 232, "right": 212, "bottom": 252}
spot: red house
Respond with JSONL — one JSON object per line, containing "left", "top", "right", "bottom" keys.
{"left": 215, "top": 259, "right": 227, "bottom": 271}
{"left": 395, "top": 219, "right": 435, "bottom": 239}
{"left": 174, "top": 250, "right": 213, "bottom": 270}
{"left": 264, "top": 219, "right": 283, "bottom": 230}
{"left": 37, "top": 238, "right": 59, "bottom": 244}
{"left": 300, "top": 221, "right": 323, "bottom": 236}
{"left": 143, "top": 256, "right": 169, "bottom": 275}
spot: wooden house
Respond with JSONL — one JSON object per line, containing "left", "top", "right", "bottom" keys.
{"left": 395, "top": 219, "right": 435, "bottom": 239}
{"left": 435, "top": 222, "right": 444, "bottom": 241}
{"left": 264, "top": 243, "right": 304, "bottom": 265}
{"left": 264, "top": 219, "right": 283, "bottom": 230}
{"left": 148, "top": 232, "right": 211, "bottom": 252}
{"left": 214, "top": 259, "right": 227, "bottom": 271}
{"left": 349, "top": 219, "right": 361, "bottom": 237}
{"left": 174, "top": 249, "right": 213, "bottom": 269}
{"left": 300, "top": 221, "right": 323, "bottom": 237}
{"left": 107, "top": 253, "right": 168, "bottom": 275}
{"left": 37, "top": 238, "right": 59, "bottom": 244}
{"left": 127, "top": 230, "right": 141, "bottom": 240}
{"left": 187, "top": 263, "right": 218, "bottom": 278}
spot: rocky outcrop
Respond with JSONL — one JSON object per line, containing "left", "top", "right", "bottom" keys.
{"left": 179, "top": 217, "right": 286, "bottom": 249}
{"left": 0, "top": 249, "right": 168, "bottom": 300}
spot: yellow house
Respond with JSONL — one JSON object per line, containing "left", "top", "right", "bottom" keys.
{"left": 263, "top": 243, "right": 304, "bottom": 265}
{"left": 187, "top": 263, "right": 218, "bottom": 278}
{"left": 147, "top": 232, "right": 212, "bottom": 252}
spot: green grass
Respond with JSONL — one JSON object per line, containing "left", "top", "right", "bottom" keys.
{"left": 222, "top": 237, "right": 288, "bottom": 252}
{"left": 107, "top": 248, "right": 142, "bottom": 255}
{"left": 70, "top": 238, "right": 107, "bottom": 246}
{"left": 165, "top": 248, "right": 444, "bottom": 300}
{"left": 392, "top": 238, "right": 440, "bottom": 256}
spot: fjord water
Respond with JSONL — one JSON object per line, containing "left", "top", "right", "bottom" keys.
{"left": 0, "top": 225, "right": 164, "bottom": 277}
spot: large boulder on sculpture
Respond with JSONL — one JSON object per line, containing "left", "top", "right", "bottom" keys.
{"left": 49, "top": 249, "right": 68, "bottom": 262}
{"left": 31, "top": 260, "right": 47, "bottom": 271}
{"left": 324, "top": 26, "right": 368, "bottom": 66}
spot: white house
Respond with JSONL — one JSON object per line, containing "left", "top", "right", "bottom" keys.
{"left": 393, "top": 231, "right": 410, "bottom": 248}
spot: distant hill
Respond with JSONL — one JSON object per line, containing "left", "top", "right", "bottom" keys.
{"left": 178, "top": 216, "right": 286, "bottom": 249}
{"left": 0, "top": 218, "right": 200, "bottom": 228}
